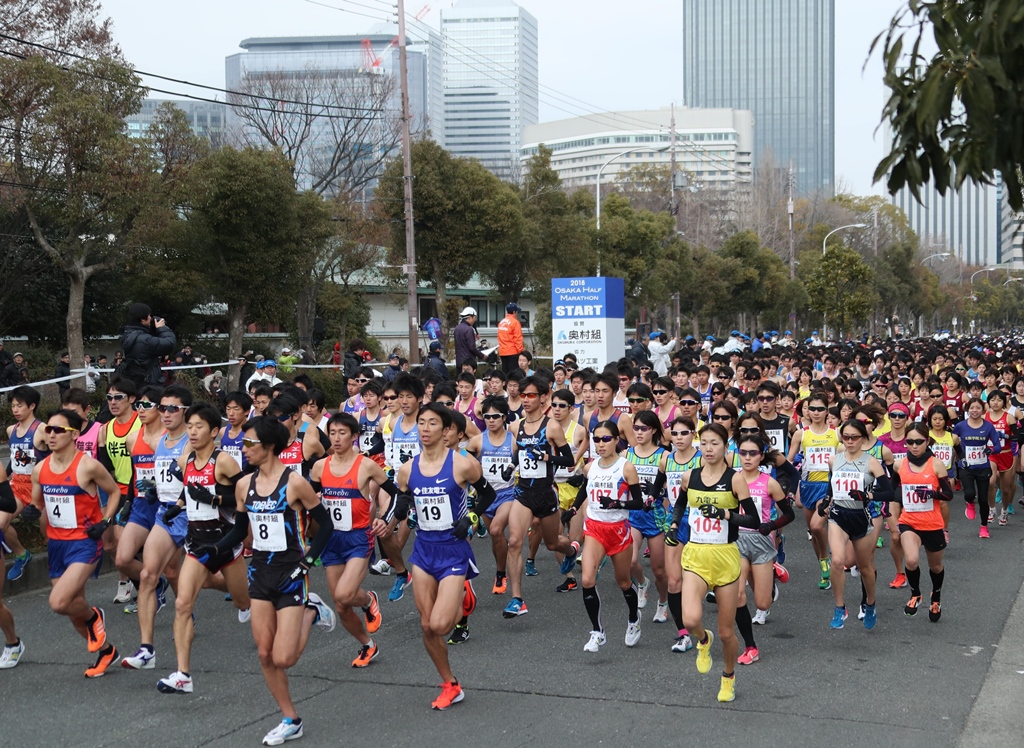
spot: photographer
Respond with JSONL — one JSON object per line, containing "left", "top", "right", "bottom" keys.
{"left": 118, "top": 302, "right": 177, "bottom": 388}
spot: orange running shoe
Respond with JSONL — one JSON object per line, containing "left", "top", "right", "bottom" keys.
{"left": 431, "top": 680, "right": 464, "bottom": 710}
{"left": 351, "top": 642, "right": 379, "bottom": 668}
{"left": 86, "top": 607, "right": 107, "bottom": 653}
{"left": 363, "top": 591, "right": 382, "bottom": 634}
{"left": 85, "top": 646, "right": 118, "bottom": 678}
{"left": 462, "top": 580, "right": 477, "bottom": 618}
{"left": 492, "top": 575, "right": 507, "bottom": 595}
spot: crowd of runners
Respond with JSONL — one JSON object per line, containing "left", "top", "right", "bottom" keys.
{"left": 1, "top": 324, "right": 1023, "bottom": 744}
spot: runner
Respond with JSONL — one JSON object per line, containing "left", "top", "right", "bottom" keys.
{"left": 383, "top": 373, "right": 423, "bottom": 601}
{"left": 953, "top": 398, "right": 1003, "bottom": 538}
{"left": 662, "top": 416, "right": 700, "bottom": 652}
{"left": 550, "top": 388, "right": 588, "bottom": 592}
{"left": 32, "top": 409, "right": 123, "bottom": 677}
{"left": 3, "top": 385, "right": 47, "bottom": 581}
{"left": 879, "top": 402, "right": 910, "bottom": 588}
{"left": 983, "top": 389, "right": 1017, "bottom": 525}
{"left": 0, "top": 465, "right": 23, "bottom": 668}
{"left": 625, "top": 410, "right": 669, "bottom": 623}
{"left": 221, "top": 391, "right": 253, "bottom": 470}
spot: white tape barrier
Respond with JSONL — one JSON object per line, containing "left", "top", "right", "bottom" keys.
{"left": 0, "top": 360, "right": 240, "bottom": 394}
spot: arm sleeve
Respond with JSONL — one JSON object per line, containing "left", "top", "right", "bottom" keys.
{"left": 670, "top": 491, "right": 688, "bottom": 528}
{"left": 303, "top": 503, "right": 333, "bottom": 563}
{"left": 571, "top": 477, "right": 589, "bottom": 511}
{"left": 732, "top": 497, "right": 761, "bottom": 529}
{"left": 549, "top": 441, "right": 576, "bottom": 468}
{"left": 769, "top": 497, "right": 795, "bottom": 531}
{"left": 774, "top": 458, "right": 799, "bottom": 496}
{"left": 872, "top": 473, "right": 895, "bottom": 504}
{"left": 617, "top": 482, "right": 645, "bottom": 510}
{"left": 214, "top": 512, "right": 249, "bottom": 552}
{"left": 935, "top": 477, "right": 954, "bottom": 502}
{"left": 645, "top": 470, "right": 667, "bottom": 496}
{"left": 378, "top": 478, "right": 399, "bottom": 499}
{"left": 0, "top": 481, "right": 16, "bottom": 513}
{"left": 471, "top": 476, "right": 496, "bottom": 514}
{"left": 97, "top": 447, "right": 115, "bottom": 474}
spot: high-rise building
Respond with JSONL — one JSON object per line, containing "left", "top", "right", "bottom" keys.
{"left": 441, "top": 0, "right": 539, "bottom": 177}
{"left": 682, "top": 0, "right": 835, "bottom": 194}
{"left": 126, "top": 99, "right": 228, "bottom": 145}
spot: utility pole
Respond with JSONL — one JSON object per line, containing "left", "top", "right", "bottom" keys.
{"left": 787, "top": 162, "right": 795, "bottom": 280}
{"left": 670, "top": 104, "right": 680, "bottom": 233}
{"left": 398, "top": 0, "right": 419, "bottom": 364}
{"left": 872, "top": 207, "right": 879, "bottom": 257}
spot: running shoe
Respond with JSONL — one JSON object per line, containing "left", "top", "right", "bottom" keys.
{"left": 737, "top": 646, "right": 759, "bottom": 665}
{"left": 819, "top": 558, "right": 831, "bottom": 580}
{"left": 113, "top": 580, "right": 135, "bottom": 604}
{"left": 943, "top": 528, "right": 950, "bottom": 544}
{"left": 583, "top": 630, "right": 606, "bottom": 653}
{"left": 238, "top": 608, "right": 251, "bottom": 623}
{"left": 431, "top": 680, "right": 464, "bottom": 710}
{"left": 989, "top": 506, "right": 996, "bottom": 522}
{"left": 999, "top": 511, "right": 1008, "bottom": 526}
{"left": 388, "top": 574, "right": 410, "bottom": 602}
{"left": 447, "top": 625, "right": 469, "bottom": 645}
{"left": 965, "top": 502, "right": 977, "bottom": 521}
{"left": 224, "top": 593, "right": 233, "bottom": 601}
{"left": 157, "top": 670, "right": 194, "bottom": 694}
{"left": 776, "top": 533, "right": 786, "bottom": 564}
{"left": 705, "top": 590, "right": 717, "bottom": 604}
{"left": 524, "top": 559, "right": 538, "bottom": 576}
{"left": 773, "top": 583, "right": 779, "bottom": 602}
{"left": 502, "top": 597, "right": 528, "bottom": 618}
{"left": 462, "top": 580, "right": 477, "bottom": 618}
{"left": 904, "top": 594, "right": 922, "bottom": 616}
{"left": 351, "top": 642, "right": 378, "bottom": 668}
{"left": 124, "top": 601, "right": 138, "bottom": 614}
{"left": 695, "top": 630, "right": 714, "bottom": 674}
{"left": 858, "top": 603, "right": 867, "bottom": 621}
{"left": 889, "top": 573, "right": 907, "bottom": 589}
{"left": 1008, "top": 502, "right": 1016, "bottom": 515}
{"left": 85, "top": 645, "right": 118, "bottom": 678}
{"left": 643, "top": 543, "right": 651, "bottom": 558}
{"left": 717, "top": 674, "right": 736, "bottom": 702}
{"left": 155, "top": 577, "right": 168, "bottom": 614}
{"left": 636, "top": 578, "right": 650, "bottom": 609}
{"left": 369, "top": 559, "right": 392, "bottom": 576}
{"left": 121, "top": 646, "right": 155, "bottom": 670}
{"left": 652, "top": 601, "right": 669, "bottom": 623}
{"left": 876, "top": 536, "right": 884, "bottom": 548}
{"left": 262, "top": 718, "right": 303, "bottom": 745}
{"left": 830, "top": 606, "right": 848, "bottom": 629}
{"left": 5, "top": 551, "right": 30, "bottom": 582}
{"left": 773, "top": 562, "right": 789, "bottom": 584}
{"left": 863, "top": 603, "right": 877, "bottom": 629}
{"left": 806, "top": 530, "right": 812, "bottom": 541}
{"left": 928, "top": 600, "right": 942, "bottom": 622}
{"left": 849, "top": 565, "right": 860, "bottom": 578}
{"left": 980, "top": 526, "right": 991, "bottom": 539}
{"left": 86, "top": 607, "right": 107, "bottom": 653}
{"left": 752, "top": 609, "right": 769, "bottom": 625}
{"left": 475, "top": 520, "right": 488, "bottom": 538}
{"left": 0, "top": 640, "right": 24, "bottom": 669}
{"left": 0, "top": 539, "right": 9, "bottom": 554}
{"left": 559, "top": 543, "right": 580, "bottom": 575}
{"left": 363, "top": 591, "right": 381, "bottom": 634}
{"left": 556, "top": 577, "right": 578, "bottom": 593}
{"left": 307, "top": 593, "right": 336, "bottom": 632}
{"left": 671, "top": 634, "right": 693, "bottom": 653}
{"left": 625, "top": 613, "right": 642, "bottom": 647}
{"left": 492, "top": 574, "right": 508, "bottom": 594}
{"left": 818, "top": 576, "right": 831, "bottom": 591}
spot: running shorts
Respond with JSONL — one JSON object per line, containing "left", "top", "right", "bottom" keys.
{"left": 682, "top": 542, "right": 741, "bottom": 590}
{"left": 185, "top": 537, "right": 243, "bottom": 574}
{"left": 555, "top": 482, "right": 577, "bottom": 512}
{"left": 154, "top": 504, "right": 189, "bottom": 547}
{"left": 10, "top": 474, "right": 32, "bottom": 508}
{"left": 127, "top": 498, "right": 158, "bottom": 531}
{"left": 47, "top": 538, "right": 102, "bottom": 579}
{"left": 736, "top": 532, "right": 777, "bottom": 565}
{"left": 629, "top": 505, "right": 667, "bottom": 538}
{"left": 321, "top": 527, "right": 374, "bottom": 567}
{"left": 583, "top": 518, "right": 632, "bottom": 556}
{"left": 409, "top": 536, "right": 479, "bottom": 582}
{"left": 247, "top": 562, "right": 308, "bottom": 610}
{"left": 897, "top": 524, "right": 947, "bottom": 553}
{"left": 992, "top": 452, "right": 1014, "bottom": 473}
{"left": 799, "top": 480, "right": 829, "bottom": 509}
{"left": 485, "top": 487, "right": 516, "bottom": 519}
{"left": 515, "top": 485, "right": 558, "bottom": 518}
{"left": 829, "top": 505, "right": 870, "bottom": 541}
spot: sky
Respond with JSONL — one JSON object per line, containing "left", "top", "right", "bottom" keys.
{"left": 97, "top": 0, "right": 905, "bottom": 196}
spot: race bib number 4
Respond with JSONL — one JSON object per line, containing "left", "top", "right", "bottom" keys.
{"left": 45, "top": 494, "right": 76, "bottom": 530}
{"left": 414, "top": 494, "right": 454, "bottom": 531}
{"left": 688, "top": 510, "right": 728, "bottom": 544}
{"left": 902, "top": 484, "right": 934, "bottom": 513}
{"left": 324, "top": 498, "right": 353, "bottom": 531}
{"left": 251, "top": 512, "right": 287, "bottom": 552}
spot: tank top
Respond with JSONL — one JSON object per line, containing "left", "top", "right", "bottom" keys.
{"left": 665, "top": 449, "right": 701, "bottom": 509}
{"left": 359, "top": 410, "right": 384, "bottom": 456}
{"left": 246, "top": 469, "right": 303, "bottom": 565}
{"left": 801, "top": 427, "right": 838, "bottom": 482}
{"left": 898, "top": 456, "right": 944, "bottom": 530}
{"left": 830, "top": 452, "right": 874, "bottom": 510}
{"left": 9, "top": 420, "right": 43, "bottom": 476}
{"left": 321, "top": 454, "right": 371, "bottom": 531}
{"left": 39, "top": 451, "right": 101, "bottom": 541}
{"left": 589, "top": 410, "right": 627, "bottom": 453}
{"left": 761, "top": 414, "right": 791, "bottom": 455}
{"left": 382, "top": 412, "right": 396, "bottom": 471}
{"left": 479, "top": 430, "right": 515, "bottom": 492}
{"left": 458, "top": 396, "right": 485, "bottom": 432}
{"left": 686, "top": 466, "right": 739, "bottom": 545}
{"left": 658, "top": 405, "right": 680, "bottom": 430}
{"left": 154, "top": 432, "right": 188, "bottom": 504}
{"left": 407, "top": 450, "right": 468, "bottom": 542}
{"left": 75, "top": 420, "right": 103, "bottom": 459}
{"left": 929, "top": 430, "right": 955, "bottom": 470}
{"left": 879, "top": 432, "right": 908, "bottom": 471}
{"left": 986, "top": 411, "right": 1012, "bottom": 454}
{"left": 183, "top": 451, "right": 234, "bottom": 541}
{"left": 220, "top": 428, "right": 246, "bottom": 470}
{"left": 392, "top": 415, "right": 422, "bottom": 470}
{"left": 278, "top": 438, "right": 304, "bottom": 475}
{"left": 943, "top": 390, "right": 964, "bottom": 421}
{"left": 612, "top": 392, "right": 630, "bottom": 416}
{"left": 554, "top": 419, "right": 583, "bottom": 482}
{"left": 585, "top": 455, "right": 629, "bottom": 523}
{"left": 105, "top": 413, "right": 141, "bottom": 492}
{"left": 741, "top": 472, "right": 772, "bottom": 533}
{"left": 132, "top": 429, "right": 159, "bottom": 487}
{"left": 626, "top": 445, "right": 665, "bottom": 496}
{"left": 516, "top": 416, "right": 554, "bottom": 489}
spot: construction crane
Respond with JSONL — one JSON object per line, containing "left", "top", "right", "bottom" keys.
{"left": 360, "top": 3, "right": 430, "bottom": 72}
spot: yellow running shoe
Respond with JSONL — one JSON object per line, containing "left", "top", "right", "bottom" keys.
{"left": 695, "top": 630, "right": 714, "bottom": 674}
{"left": 717, "top": 673, "right": 736, "bottom": 702}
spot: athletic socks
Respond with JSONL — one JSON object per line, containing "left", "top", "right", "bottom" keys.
{"left": 623, "top": 583, "right": 639, "bottom": 624}
{"left": 668, "top": 591, "right": 684, "bottom": 630}
{"left": 929, "top": 568, "right": 944, "bottom": 601}
{"left": 735, "top": 603, "right": 755, "bottom": 649}
{"left": 582, "top": 586, "right": 602, "bottom": 631}
{"left": 906, "top": 566, "right": 922, "bottom": 596}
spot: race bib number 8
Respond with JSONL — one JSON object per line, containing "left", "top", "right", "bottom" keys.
{"left": 688, "top": 510, "right": 728, "bottom": 544}
{"left": 45, "top": 494, "right": 76, "bottom": 530}
{"left": 324, "top": 498, "right": 352, "bottom": 531}
{"left": 251, "top": 512, "right": 287, "bottom": 552}
{"left": 414, "top": 495, "right": 454, "bottom": 531}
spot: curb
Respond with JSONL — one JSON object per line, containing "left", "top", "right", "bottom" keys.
{"left": 4, "top": 551, "right": 118, "bottom": 595}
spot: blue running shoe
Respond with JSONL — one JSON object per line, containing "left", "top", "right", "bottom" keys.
{"left": 830, "top": 606, "right": 848, "bottom": 629}
{"left": 863, "top": 603, "right": 877, "bottom": 630}
{"left": 1008, "top": 502, "right": 1016, "bottom": 515}
{"left": 776, "top": 533, "right": 786, "bottom": 564}
{"left": 388, "top": 574, "right": 410, "bottom": 602}
{"left": 6, "top": 551, "right": 31, "bottom": 582}
{"left": 525, "top": 559, "right": 538, "bottom": 576}
{"left": 559, "top": 543, "right": 579, "bottom": 575}
{"left": 502, "top": 597, "right": 528, "bottom": 618}
{"left": 155, "top": 577, "right": 168, "bottom": 614}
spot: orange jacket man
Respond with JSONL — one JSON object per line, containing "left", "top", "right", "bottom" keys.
{"left": 497, "top": 302, "right": 524, "bottom": 373}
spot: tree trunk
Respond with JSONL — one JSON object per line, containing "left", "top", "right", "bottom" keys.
{"left": 67, "top": 265, "right": 87, "bottom": 388}
{"left": 295, "top": 271, "right": 319, "bottom": 353}
{"left": 227, "top": 304, "right": 247, "bottom": 391}
{"left": 690, "top": 315, "right": 700, "bottom": 341}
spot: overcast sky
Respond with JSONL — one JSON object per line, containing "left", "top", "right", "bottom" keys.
{"left": 98, "top": 0, "right": 904, "bottom": 196}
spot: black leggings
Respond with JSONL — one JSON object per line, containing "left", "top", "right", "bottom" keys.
{"left": 961, "top": 468, "right": 992, "bottom": 526}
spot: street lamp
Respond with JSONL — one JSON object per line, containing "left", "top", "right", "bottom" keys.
{"left": 922, "top": 252, "right": 951, "bottom": 263}
{"left": 821, "top": 223, "right": 868, "bottom": 256}
{"left": 970, "top": 267, "right": 999, "bottom": 284}
{"left": 1004, "top": 277, "right": 1023, "bottom": 286}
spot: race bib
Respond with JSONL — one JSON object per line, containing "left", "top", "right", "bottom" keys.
{"left": 765, "top": 429, "right": 785, "bottom": 451}
{"left": 251, "top": 512, "right": 287, "bottom": 552}
{"left": 44, "top": 493, "right": 76, "bottom": 530}
{"left": 481, "top": 455, "right": 513, "bottom": 486}
{"left": 634, "top": 463, "right": 659, "bottom": 484}
{"left": 831, "top": 470, "right": 863, "bottom": 502}
{"left": 358, "top": 431, "right": 375, "bottom": 453}
{"left": 519, "top": 451, "right": 546, "bottom": 479}
{"left": 222, "top": 446, "right": 243, "bottom": 470}
{"left": 323, "top": 497, "right": 352, "bottom": 531}
{"left": 135, "top": 465, "right": 156, "bottom": 483}
{"left": 805, "top": 446, "right": 833, "bottom": 470}
{"left": 186, "top": 484, "right": 219, "bottom": 521}
{"left": 688, "top": 510, "right": 728, "bottom": 544}
{"left": 902, "top": 483, "right": 933, "bottom": 513}
{"left": 666, "top": 473, "right": 684, "bottom": 507}
{"left": 965, "top": 445, "right": 987, "bottom": 466}
{"left": 414, "top": 494, "right": 454, "bottom": 531}
{"left": 156, "top": 458, "right": 183, "bottom": 504}
{"left": 931, "top": 444, "right": 953, "bottom": 467}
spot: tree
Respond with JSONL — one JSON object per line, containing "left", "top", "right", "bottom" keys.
{"left": 717, "top": 230, "right": 790, "bottom": 332}
{"left": 613, "top": 163, "right": 673, "bottom": 214}
{"left": 183, "top": 146, "right": 327, "bottom": 388}
{"left": 874, "top": 0, "right": 1024, "bottom": 209}
{"left": 805, "top": 245, "right": 877, "bottom": 338}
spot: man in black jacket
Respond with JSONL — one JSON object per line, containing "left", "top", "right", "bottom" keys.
{"left": 119, "top": 302, "right": 177, "bottom": 388}
{"left": 425, "top": 341, "right": 450, "bottom": 380}
{"left": 54, "top": 351, "right": 72, "bottom": 395}
{"left": 454, "top": 307, "right": 485, "bottom": 369}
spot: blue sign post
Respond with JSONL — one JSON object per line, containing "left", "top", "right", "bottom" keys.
{"left": 551, "top": 277, "right": 626, "bottom": 369}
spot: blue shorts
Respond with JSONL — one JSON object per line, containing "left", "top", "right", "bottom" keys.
{"left": 866, "top": 500, "right": 885, "bottom": 520}
{"left": 48, "top": 538, "right": 102, "bottom": 579}
{"left": 629, "top": 505, "right": 668, "bottom": 538}
{"left": 154, "top": 504, "right": 189, "bottom": 547}
{"left": 321, "top": 527, "right": 374, "bottom": 567}
{"left": 800, "top": 480, "right": 829, "bottom": 509}
{"left": 484, "top": 487, "right": 515, "bottom": 519}
{"left": 127, "top": 496, "right": 158, "bottom": 531}
{"left": 98, "top": 487, "right": 110, "bottom": 509}
{"left": 409, "top": 537, "right": 479, "bottom": 582}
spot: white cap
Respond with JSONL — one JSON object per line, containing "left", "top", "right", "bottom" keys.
{"left": 460, "top": 306, "right": 477, "bottom": 317}
{"left": 281, "top": 346, "right": 291, "bottom": 354}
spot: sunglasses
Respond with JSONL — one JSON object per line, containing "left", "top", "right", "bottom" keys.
{"left": 482, "top": 413, "right": 504, "bottom": 420}
{"left": 157, "top": 404, "right": 185, "bottom": 413}
{"left": 737, "top": 448, "right": 761, "bottom": 457}
{"left": 277, "top": 412, "right": 296, "bottom": 422}
{"left": 808, "top": 406, "right": 827, "bottom": 413}
{"left": 955, "top": 367, "right": 966, "bottom": 372}
{"left": 905, "top": 438, "right": 928, "bottom": 446}
{"left": 521, "top": 392, "right": 540, "bottom": 400}
{"left": 549, "top": 402, "right": 570, "bottom": 409}
{"left": 670, "top": 429, "right": 692, "bottom": 437}
{"left": 888, "top": 412, "right": 908, "bottom": 418}
{"left": 757, "top": 395, "right": 776, "bottom": 402}
{"left": 436, "top": 400, "right": 455, "bottom": 407}
{"left": 44, "top": 424, "right": 77, "bottom": 435}
{"left": 354, "top": 378, "right": 369, "bottom": 384}
{"left": 679, "top": 400, "right": 698, "bottom": 407}
{"left": 634, "top": 424, "right": 651, "bottom": 432}
{"left": 592, "top": 434, "right": 616, "bottom": 443}
{"left": 841, "top": 433, "right": 863, "bottom": 441}
{"left": 382, "top": 395, "right": 397, "bottom": 401}
{"left": 133, "top": 401, "right": 157, "bottom": 411}
{"left": 627, "top": 397, "right": 648, "bottom": 404}
{"left": 652, "top": 389, "right": 669, "bottom": 396}
{"left": 739, "top": 427, "right": 760, "bottom": 435}
{"left": 106, "top": 393, "right": 128, "bottom": 402}
{"left": 712, "top": 414, "right": 732, "bottom": 421}
{"left": 242, "top": 437, "right": 262, "bottom": 448}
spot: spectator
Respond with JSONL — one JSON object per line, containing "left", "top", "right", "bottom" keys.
{"left": 382, "top": 352, "right": 403, "bottom": 382}
{"left": 344, "top": 339, "right": 367, "bottom": 378}
{"left": 425, "top": 341, "right": 450, "bottom": 380}
{"left": 454, "top": 306, "right": 485, "bottom": 369}
{"left": 237, "top": 352, "right": 255, "bottom": 387}
{"left": 12, "top": 352, "right": 28, "bottom": 384}
{"left": 278, "top": 346, "right": 300, "bottom": 374}
{"left": 0, "top": 340, "right": 11, "bottom": 370}
{"left": 648, "top": 332, "right": 678, "bottom": 376}
{"left": 119, "top": 302, "right": 177, "bottom": 387}
{"left": 627, "top": 336, "right": 651, "bottom": 368}
{"left": 55, "top": 351, "right": 72, "bottom": 395}
{"left": 497, "top": 302, "right": 524, "bottom": 373}
{"left": 96, "top": 354, "right": 110, "bottom": 388}
{"left": 178, "top": 344, "right": 195, "bottom": 368}
{"left": 83, "top": 355, "right": 101, "bottom": 393}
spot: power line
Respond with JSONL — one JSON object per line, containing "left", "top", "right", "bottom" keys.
{"left": 300, "top": 0, "right": 396, "bottom": 23}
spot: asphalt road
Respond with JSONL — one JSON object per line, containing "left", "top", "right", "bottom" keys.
{"left": 2, "top": 497, "right": 1022, "bottom": 748}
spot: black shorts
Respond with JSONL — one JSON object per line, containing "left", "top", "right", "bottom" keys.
{"left": 247, "top": 562, "right": 307, "bottom": 610}
{"left": 184, "top": 537, "right": 243, "bottom": 574}
{"left": 515, "top": 485, "right": 558, "bottom": 518}
{"left": 898, "top": 525, "right": 947, "bottom": 553}
{"left": 829, "top": 505, "right": 870, "bottom": 541}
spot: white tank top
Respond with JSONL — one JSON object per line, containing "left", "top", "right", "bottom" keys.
{"left": 586, "top": 455, "right": 629, "bottom": 523}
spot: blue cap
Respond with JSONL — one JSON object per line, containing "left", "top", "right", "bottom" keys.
{"left": 429, "top": 340, "right": 442, "bottom": 351}
{"left": 649, "top": 331, "right": 660, "bottom": 340}
{"left": 685, "top": 335, "right": 695, "bottom": 342}
{"left": 706, "top": 335, "right": 715, "bottom": 341}
{"left": 256, "top": 361, "right": 266, "bottom": 369}
{"left": 812, "top": 330, "right": 819, "bottom": 335}
{"left": 731, "top": 330, "right": 741, "bottom": 336}
{"left": 264, "top": 359, "right": 276, "bottom": 368}
{"left": 742, "top": 334, "right": 750, "bottom": 340}
{"left": 784, "top": 330, "right": 792, "bottom": 335}
{"left": 805, "top": 338, "right": 813, "bottom": 343}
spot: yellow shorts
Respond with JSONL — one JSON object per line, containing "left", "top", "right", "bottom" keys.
{"left": 682, "top": 542, "right": 741, "bottom": 590}
{"left": 556, "top": 482, "right": 577, "bottom": 512}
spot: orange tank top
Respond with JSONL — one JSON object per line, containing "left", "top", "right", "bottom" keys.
{"left": 898, "top": 456, "right": 944, "bottom": 531}
{"left": 38, "top": 451, "right": 102, "bottom": 541}
{"left": 320, "top": 454, "right": 371, "bottom": 531}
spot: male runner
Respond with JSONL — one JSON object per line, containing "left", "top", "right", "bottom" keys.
{"left": 0, "top": 465, "right": 23, "bottom": 667}
{"left": 3, "top": 385, "right": 47, "bottom": 580}
{"left": 221, "top": 391, "right": 253, "bottom": 470}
